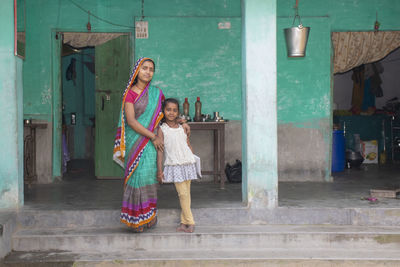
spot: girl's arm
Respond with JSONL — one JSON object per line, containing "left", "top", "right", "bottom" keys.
{"left": 156, "top": 127, "right": 165, "bottom": 183}
{"left": 125, "top": 102, "right": 164, "bottom": 152}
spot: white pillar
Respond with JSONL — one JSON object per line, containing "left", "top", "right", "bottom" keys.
{"left": 242, "top": 0, "right": 278, "bottom": 208}
{"left": 0, "top": 0, "right": 23, "bottom": 208}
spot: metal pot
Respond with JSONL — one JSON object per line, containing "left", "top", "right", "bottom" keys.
{"left": 346, "top": 150, "right": 364, "bottom": 168}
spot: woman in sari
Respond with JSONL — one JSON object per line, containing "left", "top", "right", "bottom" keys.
{"left": 113, "top": 57, "right": 165, "bottom": 232}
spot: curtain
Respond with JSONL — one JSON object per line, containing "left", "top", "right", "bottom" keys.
{"left": 63, "top": 32, "right": 125, "bottom": 48}
{"left": 332, "top": 31, "right": 400, "bottom": 74}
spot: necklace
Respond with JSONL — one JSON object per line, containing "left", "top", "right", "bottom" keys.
{"left": 134, "top": 84, "right": 145, "bottom": 91}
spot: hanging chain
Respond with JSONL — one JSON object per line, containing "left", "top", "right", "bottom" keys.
{"left": 374, "top": 11, "right": 380, "bottom": 32}
{"left": 141, "top": 0, "right": 144, "bottom": 20}
{"left": 292, "top": 0, "right": 303, "bottom": 27}
{"left": 87, "top": 11, "right": 92, "bottom": 31}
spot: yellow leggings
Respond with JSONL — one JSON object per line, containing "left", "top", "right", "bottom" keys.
{"left": 174, "top": 180, "right": 195, "bottom": 225}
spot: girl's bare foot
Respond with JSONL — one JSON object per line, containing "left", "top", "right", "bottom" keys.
{"left": 184, "top": 224, "right": 195, "bottom": 233}
{"left": 176, "top": 223, "right": 186, "bottom": 232}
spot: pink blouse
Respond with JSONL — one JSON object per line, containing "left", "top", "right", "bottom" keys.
{"left": 125, "top": 90, "right": 139, "bottom": 103}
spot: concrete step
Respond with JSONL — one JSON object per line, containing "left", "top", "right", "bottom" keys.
{"left": 16, "top": 206, "right": 400, "bottom": 229}
{"left": 12, "top": 225, "right": 400, "bottom": 253}
{"left": 3, "top": 249, "right": 400, "bottom": 266}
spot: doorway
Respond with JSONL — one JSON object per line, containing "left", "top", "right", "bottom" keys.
{"left": 59, "top": 33, "right": 131, "bottom": 179}
{"left": 333, "top": 47, "right": 400, "bottom": 165}
{"left": 331, "top": 32, "right": 400, "bottom": 199}
{"left": 61, "top": 45, "right": 95, "bottom": 175}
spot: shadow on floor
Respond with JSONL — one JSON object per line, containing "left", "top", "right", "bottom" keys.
{"left": 24, "top": 159, "right": 243, "bottom": 210}
{"left": 24, "top": 160, "right": 400, "bottom": 210}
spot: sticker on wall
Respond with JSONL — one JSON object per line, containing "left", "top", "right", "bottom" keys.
{"left": 135, "top": 21, "right": 149, "bottom": 39}
{"left": 218, "top": 22, "right": 231, "bottom": 30}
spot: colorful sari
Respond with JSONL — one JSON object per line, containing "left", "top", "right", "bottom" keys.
{"left": 113, "top": 57, "right": 164, "bottom": 231}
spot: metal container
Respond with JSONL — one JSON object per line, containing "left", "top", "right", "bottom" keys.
{"left": 284, "top": 25, "right": 310, "bottom": 57}
{"left": 346, "top": 150, "right": 364, "bottom": 168}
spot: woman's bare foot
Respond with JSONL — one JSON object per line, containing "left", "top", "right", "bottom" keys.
{"left": 184, "top": 224, "right": 195, "bottom": 233}
{"left": 131, "top": 225, "right": 144, "bottom": 233}
{"left": 176, "top": 223, "right": 186, "bottom": 232}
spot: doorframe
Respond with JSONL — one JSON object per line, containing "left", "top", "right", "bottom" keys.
{"left": 51, "top": 30, "right": 62, "bottom": 180}
{"left": 51, "top": 30, "right": 134, "bottom": 180}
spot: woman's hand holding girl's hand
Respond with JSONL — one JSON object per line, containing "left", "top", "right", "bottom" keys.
{"left": 157, "top": 171, "right": 164, "bottom": 184}
{"left": 151, "top": 135, "right": 164, "bottom": 152}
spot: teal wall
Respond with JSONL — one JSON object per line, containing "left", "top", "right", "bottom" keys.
{"left": 136, "top": 17, "right": 241, "bottom": 119}
{"left": 277, "top": 0, "right": 400, "bottom": 125}
{"left": 23, "top": 0, "right": 241, "bottom": 122}
{"left": 22, "top": 0, "right": 240, "bottom": 180}
{"left": 20, "top": 0, "right": 400, "bottom": 183}
{"left": 62, "top": 48, "right": 95, "bottom": 159}
{"left": 0, "top": 0, "right": 23, "bottom": 208}
{"left": 23, "top": 0, "right": 400, "bottom": 124}
{"left": 277, "top": 17, "right": 331, "bottom": 125}
{"left": 17, "top": 0, "right": 25, "bottom": 32}
{"left": 276, "top": 0, "right": 400, "bottom": 180}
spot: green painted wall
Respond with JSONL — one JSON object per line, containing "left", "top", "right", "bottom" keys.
{"left": 17, "top": 57, "right": 24, "bottom": 206}
{"left": 0, "top": 0, "right": 23, "bottom": 208}
{"left": 276, "top": 0, "right": 400, "bottom": 181}
{"left": 136, "top": 17, "right": 241, "bottom": 120}
{"left": 277, "top": 17, "right": 331, "bottom": 124}
{"left": 22, "top": 0, "right": 240, "bottom": 180}
{"left": 23, "top": 0, "right": 241, "bottom": 121}
{"left": 17, "top": 0, "right": 25, "bottom": 32}
{"left": 24, "top": 0, "right": 400, "bottom": 123}
{"left": 277, "top": 0, "right": 400, "bottom": 125}
{"left": 21, "top": 0, "right": 400, "bottom": 183}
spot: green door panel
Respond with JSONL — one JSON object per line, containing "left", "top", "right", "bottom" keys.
{"left": 95, "top": 35, "right": 131, "bottom": 178}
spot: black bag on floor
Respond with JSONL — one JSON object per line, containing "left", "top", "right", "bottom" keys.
{"left": 225, "top": 160, "right": 242, "bottom": 183}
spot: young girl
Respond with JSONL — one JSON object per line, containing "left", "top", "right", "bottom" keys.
{"left": 157, "top": 98, "right": 197, "bottom": 233}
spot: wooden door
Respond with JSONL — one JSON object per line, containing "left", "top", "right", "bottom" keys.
{"left": 95, "top": 35, "right": 131, "bottom": 178}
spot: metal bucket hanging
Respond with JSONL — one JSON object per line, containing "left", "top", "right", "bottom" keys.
{"left": 284, "top": 3, "right": 310, "bottom": 57}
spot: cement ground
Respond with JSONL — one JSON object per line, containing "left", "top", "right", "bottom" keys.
{"left": 23, "top": 160, "right": 400, "bottom": 210}
{"left": 4, "top": 160, "right": 400, "bottom": 266}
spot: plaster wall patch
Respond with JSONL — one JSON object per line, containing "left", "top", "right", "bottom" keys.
{"left": 41, "top": 88, "right": 51, "bottom": 105}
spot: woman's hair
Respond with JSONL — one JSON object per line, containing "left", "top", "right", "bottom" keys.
{"left": 133, "top": 59, "right": 155, "bottom": 85}
{"left": 161, "top": 98, "right": 180, "bottom": 124}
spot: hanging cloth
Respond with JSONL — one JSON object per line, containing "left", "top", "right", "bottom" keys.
{"left": 332, "top": 31, "right": 400, "bottom": 74}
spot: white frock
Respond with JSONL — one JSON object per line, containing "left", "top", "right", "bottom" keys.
{"left": 160, "top": 123, "right": 198, "bottom": 183}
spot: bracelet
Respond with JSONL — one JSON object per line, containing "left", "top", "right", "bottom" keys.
{"left": 151, "top": 136, "right": 156, "bottom": 141}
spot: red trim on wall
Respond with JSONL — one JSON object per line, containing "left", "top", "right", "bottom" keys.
{"left": 14, "top": 0, "right": 17, "bottom": 55}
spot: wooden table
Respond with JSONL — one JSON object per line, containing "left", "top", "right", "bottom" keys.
{"left": 188, "top": 122, "right": 227, "bottom": 189}
{"left": 24, "top": 121, "right": 47, "bottom": 185}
